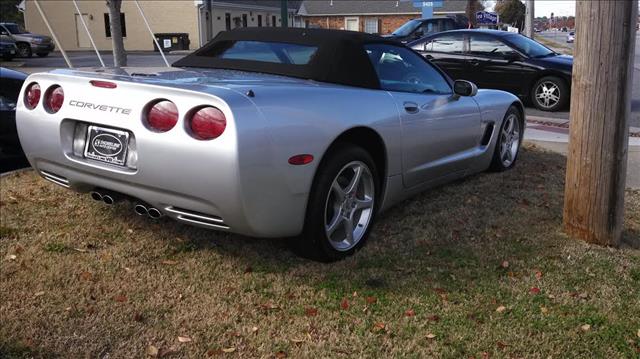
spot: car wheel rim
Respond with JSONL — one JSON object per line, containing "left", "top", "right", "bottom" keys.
{"left": 499, "top": 113, "right": 520, "bottom": 167}
{"left": 535, "top": 81, "right": 561, "bottom": 109}
{"left": 17, "top": 44, "right": 29, "bottom": 57}
{"left": 324, "top": 161, "right": 375, "bottom": 252}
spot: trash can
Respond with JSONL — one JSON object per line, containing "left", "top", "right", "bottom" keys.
{"left": 153, "top": 33, "right": 190, "bottom": 52}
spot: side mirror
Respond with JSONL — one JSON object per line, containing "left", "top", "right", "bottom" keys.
{"left": 414, "top": 30, "right": 423, "bottom": 39}
{"left": 503, "top": 52, "right": 521, "bottom": 62}
{"left": 453, "top": 80, "right": 478, "bottom": 97}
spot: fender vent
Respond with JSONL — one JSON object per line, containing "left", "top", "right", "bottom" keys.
{"left": 480, "top": 123, "right": 495, "bottom": 146}
{"left": 164, "top": 206, "right": 229, "bottom": 229}
{"left": 40, "top": 170, "right": 70, "bottom": 188}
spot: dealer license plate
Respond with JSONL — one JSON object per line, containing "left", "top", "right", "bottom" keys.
{"left": 84, "top": 126, "right": 129, "bottom": 166}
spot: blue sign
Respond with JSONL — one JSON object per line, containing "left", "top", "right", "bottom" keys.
{"left": 402, "top": 0, "right": 443, "bottom": 19}
{"left": 476, "top": 11, "right": 498, "bottom": 24}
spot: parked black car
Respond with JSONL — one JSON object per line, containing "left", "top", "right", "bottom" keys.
{"left": 409, "top": 29, "right": 573, "bottom": 111}
{"left": 0, "top": 67, "right": 29, "bottom": 172}
{"left": 0, "top": 40, "right": 17, "bottom": 61}
{"left": 385, "top": 15, "right": 469, "bottom": 43}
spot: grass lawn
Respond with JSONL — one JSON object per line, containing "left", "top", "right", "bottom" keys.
{"left": 1, "top": 144, "right": 639, "bottom": 358}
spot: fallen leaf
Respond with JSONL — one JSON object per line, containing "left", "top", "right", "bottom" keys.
{"left": 433, "top": 288, "right": 447, "bottom": 295}
{"left": 372, "top": 322, "right": 386, "bottom": 332}
{"left": 260, "top": 302, "right": 279, "bottom": 310}
{"left": 161, "top": 260, "right": 178, "bottom": 265}
{"left": 207, "top": 348, "right": 223, "bottom": 356}
{"left": 177, "top": 336, "right": 191, "bottom": 343}
{"left": 404, "top": 309, "right": 415, "bottom": 317}
{"left": 581, "top": 324, "right": 591, "bottom": 332}
{"left": 146, "top": 345, "right": 159, "bottom": 357}
{"left": 578, "top": 292, "right": 589, "bottom": 299}
{"left": 251, "top": 326, "right": 258, "bottom": 333}
{"left": 496, "top": 341, "right": 508, "bottom": 349}
{"left": 244, "top": 266, "right": 253, "bottom": 273}
{"left": 290, "top": 338, "right": 304, "bottom": 344}
{"left": 79, "top": 271, "right": 92, "bottom": 281}
{"left": 8, "top": 254, "right": 17, "bottom": 260}
{"left": 530, "top": 287, "right": 541, "bottom": 295}
{"left": 540, "top": 306, "right": 549, "bottom": 314}
{"left": 535, "top": 270, "right": 543, "bottom": 279}
{"left": 133, "top": 313, "right": 144, "bottom": 322}
{"left": 365, "top": 296, "right": 377, "bottom": 304}
{"left": 496, "top": 306, "right": 506, "bottom": 313}
{"left": 501, "top": 261, "right": 509, "bottom": 269}
{"left": 113, "top": 294, "right": 127, "bottom": 303}
{"left": 427, "top": 315, "right": 440, "bottom": 322}
{"left": 275, "top": 351, "right": 287, "bottom": 358}
{"left": 34, "top": 291, "right": 45, "bottom": 297}
{"left": 222, "top": 347, "right": 236, "bottom": 353}
{"left": 340, "top": 298, "right": 349, "bottom": 310}
{"left": 637, "top": 329, "right": 640, "bottom": 338}
{"left": 305, "top": 307, "right": 318, "bottom": 317}
{"left": 426, "top": 333, "right": 436, "bottom": 339}
{"left": 127, "top": 229, "right": 134, "bottom": 234}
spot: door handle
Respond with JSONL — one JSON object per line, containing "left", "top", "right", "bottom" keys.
{"left": 468, "top": 60, "right": 480, "bottom": 67}
{"left": 425, "top": 54, "right": 434, "bottom": 60}
{"left": 403, "top": 102, "right": 419, "bottom": 114}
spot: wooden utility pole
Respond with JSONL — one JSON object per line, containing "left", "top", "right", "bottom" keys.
{"left": 563, "top": 0, "right": 637, "bottom": 246}
{"left": 524, "top": 0, "right": 534, "bottom": 37}
{"left": 106, "top": 0, "right": 126, "bottom": 67}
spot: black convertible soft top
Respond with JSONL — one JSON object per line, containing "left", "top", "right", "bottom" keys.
{"left": 172, "top": 27, "right": 400, "bottom": 89}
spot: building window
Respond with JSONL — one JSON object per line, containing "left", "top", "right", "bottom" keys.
{"left": 242, "top": 14, "right": 248, "bottom": 27}
{"left": 258, "top": 15, "right": 262, "bottom": 27}
{"left": 103, "top": 13, "right": 126, "bottom": 38}
{"left": 225, "top": 13, "right": 231, "bottom": 30}
{"left": 272, "top": 15, "right": 276, "bottom": 27}
{"left": 364, "top": 18, "right": 378, "bottom": 34}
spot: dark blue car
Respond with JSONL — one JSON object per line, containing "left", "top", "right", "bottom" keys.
{"left": 409, "top": 29, "right": 573, "bottom": 112}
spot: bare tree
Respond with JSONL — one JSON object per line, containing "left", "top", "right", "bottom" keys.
{"left": 563, "top": 0, "right": 637, "bottom": 246}
{"left": 106, "top": 0, "right": 126, "bottom": 67}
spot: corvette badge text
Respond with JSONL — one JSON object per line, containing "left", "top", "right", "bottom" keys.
{"left": 69, "top": 100, "right": 132, "bottom": 115}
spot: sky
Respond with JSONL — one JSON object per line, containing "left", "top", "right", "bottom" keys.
{"left": 484, "top": 0, "right": 577, "bottom": 18}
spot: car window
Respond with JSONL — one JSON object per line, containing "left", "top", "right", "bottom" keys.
{"left": 417, "top": 34, "right": 466, "bottom": 54}
{"left": 365, "top": 44, "right": 451, "bottom": 94}
{"left": 210, "top": 40, "right": 318, "bottom": 65}
{"left": 469, "top": 34, "right": 516, "bottom": 58}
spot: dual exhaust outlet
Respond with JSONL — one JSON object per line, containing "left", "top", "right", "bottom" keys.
{"left": 90, "top": 190, "right": 163, "bottom": 219}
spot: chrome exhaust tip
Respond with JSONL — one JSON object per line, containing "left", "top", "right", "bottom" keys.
{"left": 102, "top": 195, "right": 115, "bottom": 205}
{"left": 90, "top": 191, "right": 103, "bottom": 201}
{"left": 134, "top": 204, "right": 148, "bottom": 216}
{"left": 147, "top": 208, "right": 163, "bottom": 219}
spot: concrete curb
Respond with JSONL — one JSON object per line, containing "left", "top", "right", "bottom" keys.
{"left": 527, "top": 115, "right": 640, "bottom": 136}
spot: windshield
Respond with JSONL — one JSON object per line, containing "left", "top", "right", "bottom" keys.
{"left": 3, "top": 24, "right": 27, "bottom": 34}
{"left": 505, "top": 34, "right": 555, "bottom": 58}
{"left": 392, "top": 20, "right": 421, "bottom": 37}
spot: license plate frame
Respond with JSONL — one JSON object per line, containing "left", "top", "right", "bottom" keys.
{"left": 84, "top": 125, "right": 129, "bottom": 167}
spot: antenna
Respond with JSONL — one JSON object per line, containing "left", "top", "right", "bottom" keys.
{"left": 33, "top": 0, "right": 73, "bottom": 68}
{"left": 133, "top": 0, "right": 170, "bottom": 67}
{"left": 72, "top": 0, "right": 105, "bottom": 67}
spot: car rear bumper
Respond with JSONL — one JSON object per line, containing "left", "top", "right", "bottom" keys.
{"left": 16, "top": 73, "right": 309, "bottom": 238}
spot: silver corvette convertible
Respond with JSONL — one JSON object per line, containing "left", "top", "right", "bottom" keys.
{"left": 16, "top": 28, "right": 524, "bottom": 261}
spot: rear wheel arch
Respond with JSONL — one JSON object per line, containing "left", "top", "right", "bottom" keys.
{"left": 318, "top": 127, "right": 388, "bottom": 192}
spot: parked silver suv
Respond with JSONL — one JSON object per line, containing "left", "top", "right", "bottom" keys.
{"left": 0, "top": 22, "right": 54, "bottom": 58}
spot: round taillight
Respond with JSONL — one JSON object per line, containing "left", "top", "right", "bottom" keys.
{"left": 146, "top": 100, "right": 178, "bottom": 132}
{"left": 24, "top": 82, "right": 41, "bottom": 109}
{"left": 189, "top": 106, "right": 226, "bottom": 140}
{"left": 44, "top": 85, "right": 64, "bottom": 113}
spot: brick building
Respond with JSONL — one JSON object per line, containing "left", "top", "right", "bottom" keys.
{"left": 297, "top": 0, "right": 467, "bottom": 35}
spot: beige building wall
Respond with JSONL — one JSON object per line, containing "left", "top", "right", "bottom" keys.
{"left": 209, "top": 6, "right": 288, "bottom": 41}
{"left": 24, "top": 0, "right": 200, "bottom": 51}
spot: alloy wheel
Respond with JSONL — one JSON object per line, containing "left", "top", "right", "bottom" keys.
{"left": 534, "top": 81, "right": 561, "bottom": 109}
{"left": 500, "top": 113, "right": 520, "bottom": 167}
{"left": 324, "top": 161, "right": 375, "bottom": 251}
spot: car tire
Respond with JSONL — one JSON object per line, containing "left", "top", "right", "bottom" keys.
{"left": 490, "top": 106, "right": 523, "bottom": 172}
{"left": 531, "top": 76, "right": 568, "bottom": 112}
{"left": 16, "top": 43, "right": 32, "bottom": 58}
{"left": 36, "top": 52, "right": 49, "bottom": 57}
{"left": 292, "top": 143, "right": 380, "bottom": 262}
